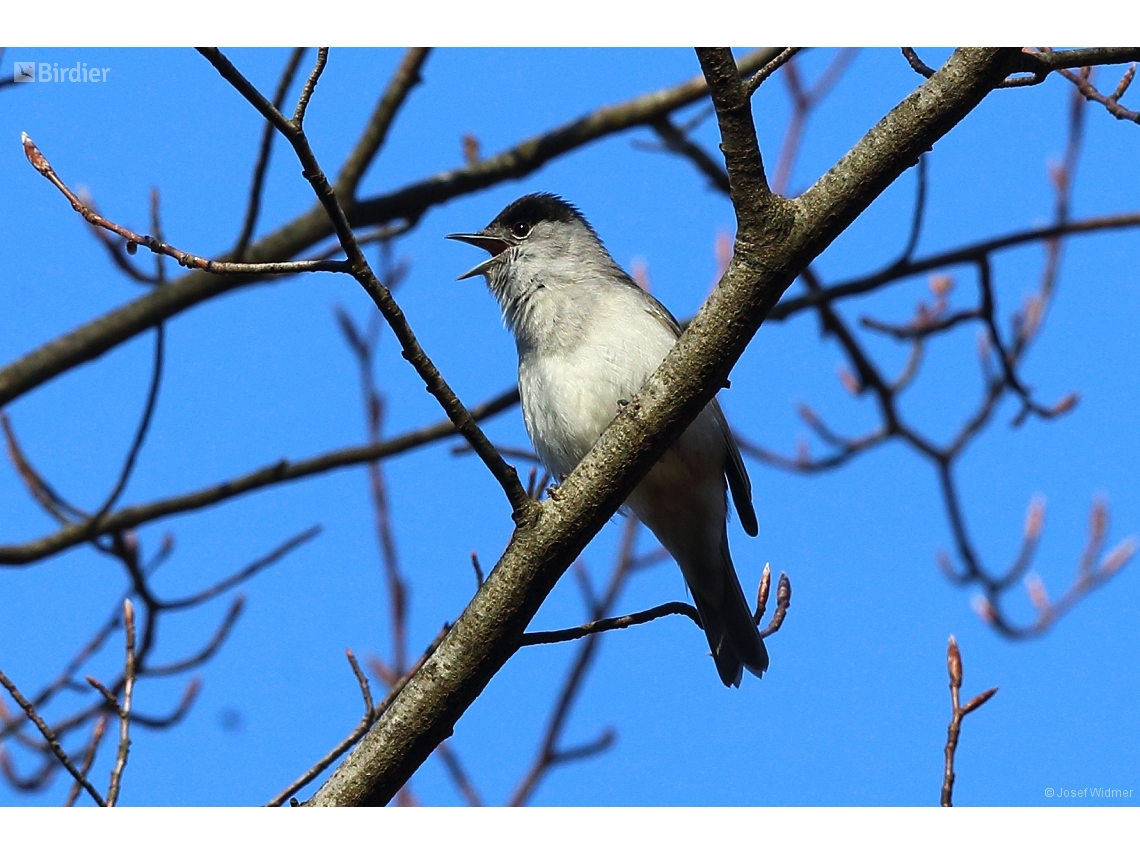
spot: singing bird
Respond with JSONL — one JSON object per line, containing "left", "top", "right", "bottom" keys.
{"left": 449, "top": 193, "right": 768, "bottom": 686}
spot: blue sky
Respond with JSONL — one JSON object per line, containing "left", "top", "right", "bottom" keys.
{"left": 1, "top": 48, "right": 1138, "bottom": 807}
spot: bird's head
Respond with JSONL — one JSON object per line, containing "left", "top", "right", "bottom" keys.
{"left": 448, "top": 193, "right": 636, "bottom": 349}
{"left": 449, "top": 192, "right": 616, "bottom": 294}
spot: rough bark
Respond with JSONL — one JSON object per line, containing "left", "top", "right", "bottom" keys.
{"left": 308, "top": 48, "right": 1020, "bottom": 806}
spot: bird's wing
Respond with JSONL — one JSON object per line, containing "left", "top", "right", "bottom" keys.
{"left": 713, "top": 399, "right": 758, "bottom": 537}
{"left": 636, "top": 291, "right": 684, "bottom": 338}
{"left": 637, "top": 285, "right": 758, "bottom": 537}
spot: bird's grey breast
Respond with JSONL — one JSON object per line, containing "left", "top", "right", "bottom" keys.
{"left": 517, "top": 282, "right": 677, "bottom": 479}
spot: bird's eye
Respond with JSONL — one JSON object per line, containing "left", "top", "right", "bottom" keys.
{"left": 510, "top": 221, "right": 532, "bottom": 239}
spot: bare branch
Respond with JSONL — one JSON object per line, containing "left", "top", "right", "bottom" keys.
{"left": 310, "top": 48, "right": 1023, "bottom": 807}
{"left": 549, "top": 728, "right": 616, "bottom": 765}
{"left": 292, "top": 48, "right": 328, "bottom": 127}
{"left": 104, "top": 599, "right": 137, "bottom": 806}
{"left": 648, "top": 116, "right": 730, "bottom": 193}
{"left": 1025, "top": 47, "right": 1140, "bottom": 74}
{"left": 90, "top": 323, "right": 164, "bottom": 522}
{"left": 745, "top": 47, "right": 802, "bottom": 96}
{"left": 470, "top": 552, "right": 484, "bottom": 590}
{"left": 0, "top": 668, "right": 105, "bottom": 806}
{"left": 695, "top": 47, "right": 773, "bottom": 202}
{"left": 1, "top": 747, "right": 55, "bottom": 792}
{"left": 82, "top": 190, "right": 160, "bottom": 285}
{"left": 509, "top": 518, "right": 640, "bottom": 806}
{"left": 520, "top": 601, "right": 702, "bottom": 646}
{"left": 267, "top": 627, "right": 446, "bottom": 807}
{"left": 0, "top": 390, "right": 516, "bottom": 565}
{"left": 904, "top": 47, "right": 1140, "bottom": 90}
{"left": 158, "top": 527, "right": 320, "bottom": 611}
{"left": 234, "top": 47, "right": 307, "bottom": 258}
{"left": 739, "top": 429, "right": 888, "bottom": 474}
{"left": 771, "top": 50, "right": 859, "bottom": 195}
{"left": 0, "top": 48, "right": 784, "bottom": 413}
{"left": 1, "top": 411, "right": 87, "bottom": 525}
{"left": 20, "top": 133, "right": 349, "bottom": 276}
{"left": 142, "top": 596, "right": 244, "bottom": 677}
{"left": 434, "top": 741, "right": 483, "bottom": 807}
{"left": 64, "top": 715, "right": 108, "bottom": 806}
{"left": 1058, "top": 64, "right": 1140, "bottom": 124}
{"left": 941, "top": 635, "right": 998, "bottom": 806}
{"left": 129, "top": 678, "right": 201, "bottom": 730}
{"left": 771, "top": 211, "right": 1140, "bottom": 321}
{"left": 335, "top": 47, "right": 431, "bottom": 198}
{"left": 200, "top": 47, "right": 533, "bottom": 519}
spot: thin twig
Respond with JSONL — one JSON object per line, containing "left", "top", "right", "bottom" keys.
{"left": 271, "top": 627, "right": 447, "bottom": 807}
{"left": 896, "top": 155, "right": 928, "bottom": 266}
{"left": 20, "top": 132, "right": 348, "bottom": 275}
{"left": 158, "top": 527, "right": 321, "bottom": 610}
{"left": 0, "top": 389, "right": 517, "bottom": 565}
{"left": 82, "top": 190, "right": 160, "bottom": 285}
{"left": 771, "top": 49, "right": 858, "bottom": 195}
{"left": 0, "top": 668, "right": 105, "bottom": 806}
{"left": 234, "top": 47, "right": 307, "bottom": 258}
{"left": 292, "top": 48, "right": 328, "bottom": 126}
{"left": 745, "top": 47, "right": 803, "bottom": 96}
{"left": 198, "top": 46, "right": 533, "bottom": 519}
{"left": 435, "top": 741, "right": 484, "bottom": 806}
{"left": 142, "top": 596, "right": 244, "bottom": 676}
{"left": 520, "top": 601, "right": 702, "bottom": 646}
{"left": 335, "top": 47, "right": 431, "bottom": 198}
{"left": 0, "top": 611, "right": 119, "bottom": 742}
{"left": 129, "top": 678, "right": 201, "bottom": 729}
{"left": 509, "top": 519, "right": 643, "bottom": 805}
{"left": 1, "top": 411, "right": 89, "bottom": 524}
{"left": 0, "top": 748, "right": 55, "bottom": 792}
{"left": 90, "top": 323, "right": 165, "bottom": 522}
{"left": 105, "top": 599, "right": 137, "bottom": 806}
{"left": 65, "top": 715, "right": 108, "bottom": 806}
{"left": 1061, "top": 63, "right": 1140, "bottom": 122}
{"left": 647, "top": 116, "right": 730, "bottom": 193}
{"left": 941, "top": 636, "right": 998, "bottom": 806}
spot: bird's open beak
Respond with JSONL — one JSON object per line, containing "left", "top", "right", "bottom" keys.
{"left": 447, "top": 232, "right": 510, "bottom": 280}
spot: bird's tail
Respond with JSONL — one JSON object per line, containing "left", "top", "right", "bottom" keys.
{"left": 687, "top": 540, "right": 769, "bottom": 688}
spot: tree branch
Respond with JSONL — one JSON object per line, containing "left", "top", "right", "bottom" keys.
{"left": 233, "top": 47, "right": 307, "bottom": 259}
{"left": 335, "top": 47, "right": 431, "bottom": 198}
{"left": 0, "top": 48, "right": 781, "bottom": 413}
{"left": 19, "top": 133, "right": 348, "bottom": 277}
{"left": 519, "top": 601, "right": 701, "bottom": 646}
{"left": 306, "top": 47, "right": 1022, "bottom": 807}
{"left": 941, "top": 635, "right": 997, "bottom": 806}
{"left": 0, "top": 390, "right": 516, "bottom": 565}
{"left": 199, "top": 46, "right": 533, "bottom": 517}
{"left": 0, "top": 668, "right": 105, "bottom": 806}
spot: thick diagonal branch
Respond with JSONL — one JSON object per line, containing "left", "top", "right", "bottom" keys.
{"left": 307, "top": 48, "right": 1021, "bottom": 807}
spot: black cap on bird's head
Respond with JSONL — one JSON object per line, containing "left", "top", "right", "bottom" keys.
{"left": 446, "top": 193, "right": 596, "bottom": 280}
{"left": 490, "top": 193, "right": 588, "bottom": 231}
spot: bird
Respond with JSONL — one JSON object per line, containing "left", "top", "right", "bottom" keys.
{"left": 448, "top": 192, "right": 768, "bottom": 687}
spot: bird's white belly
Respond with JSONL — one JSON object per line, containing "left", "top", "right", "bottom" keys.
{"left": 516, "top": 288, "right": 678, "bottom": 480}
{"left": 520, "top": 349, "right": 634, "bottom": 478}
